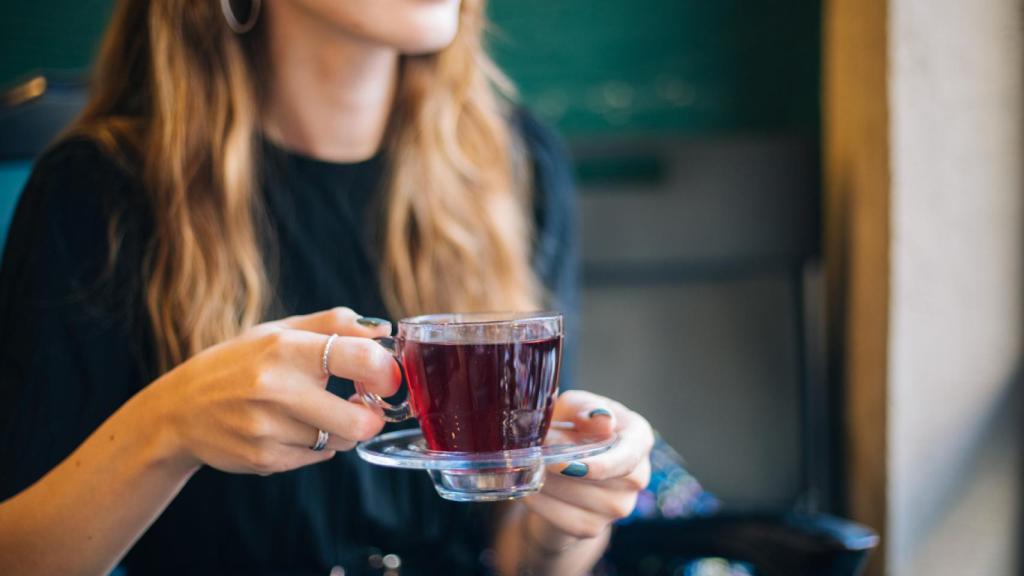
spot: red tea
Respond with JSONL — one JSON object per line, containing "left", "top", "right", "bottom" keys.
{"left": 402, "top": 336, "right": 562, "bottom": 452}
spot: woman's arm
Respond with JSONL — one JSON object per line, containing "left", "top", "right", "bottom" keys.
{"left": 0, "top": 384, "right": 198, "bottom": 575}
{"left": 0, "top": 308, "right": 398, "bottom": 576}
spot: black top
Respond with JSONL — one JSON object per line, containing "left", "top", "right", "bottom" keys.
{"left": 0, "top": 112, "right": 578, "bottom": 575}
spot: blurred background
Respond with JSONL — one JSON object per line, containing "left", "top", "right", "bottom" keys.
{"left": 1, "top": 1, "right": 1020, "bottom": 575}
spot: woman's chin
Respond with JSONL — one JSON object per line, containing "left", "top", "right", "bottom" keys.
{"left": 397, "top": 31, "right": 459, "bottom": 55}
{"left": 383, "top": 1, "right": 461, "bottom": 54}
{"left": 386, "top": 15, "right": 460, "bottom": 55}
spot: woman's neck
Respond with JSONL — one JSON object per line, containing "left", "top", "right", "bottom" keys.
{"left": 261, "top": 5, "right": 398, "bottom": 163}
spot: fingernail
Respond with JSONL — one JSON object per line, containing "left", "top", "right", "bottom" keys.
{"left": 560, "top": 462, "right": 588, "bottom": 477}
{"left": 588, "top": 408, "right": 612, "bottom": 419}
{"left": 357, "top": 317, "right": 389, "bottom": 328}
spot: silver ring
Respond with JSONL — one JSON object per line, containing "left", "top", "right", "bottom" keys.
{"left": 321, "top": 333, "right": 338, "bottom": 378}
{"left": 311, "top": 429, "right": 330, "bottom": 452}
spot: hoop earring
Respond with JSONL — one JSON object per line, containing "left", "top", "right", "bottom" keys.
{"left": 220, "top": 0, "right": 261, "bottom": 34}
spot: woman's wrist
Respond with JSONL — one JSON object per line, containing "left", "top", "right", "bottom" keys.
{"left": 521, "top": 508, "right": 583, "bottom": 555}
{"left": 520, "top": 506, "right": 612, "bottom": 556}
{"left": 127, "top": 378, "right": 202, "bottom": 476}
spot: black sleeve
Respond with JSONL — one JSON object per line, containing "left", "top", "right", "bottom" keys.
{"left": 0, "top": 139, "right": 150, "bottom": 500}
{"left": 517, "top": 110, "right": 581, "bottom": 391}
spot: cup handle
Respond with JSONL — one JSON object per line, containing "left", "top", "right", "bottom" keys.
{"left": 353, "top": 336, "right": 414, "bottom": 423}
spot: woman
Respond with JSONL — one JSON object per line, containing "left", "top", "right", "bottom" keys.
{"left": 0, "top": 1, "right": 654, "bottom": 574}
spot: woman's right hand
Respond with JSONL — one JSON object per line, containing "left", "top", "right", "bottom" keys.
{"left": 143, "top": 308, "right": 399, "bottom": 475}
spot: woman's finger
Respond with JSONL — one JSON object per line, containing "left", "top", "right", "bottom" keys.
{"left": 548, "top": 410, "right": 654, "bottom": 481}
{"left": 278, "top": 385, "right": 386, "bottom": 443}
{"left": 539, "top": 473, "right": 640, "bottom": 519}
{"left": 274, "top": 307, "right": 392, "bottom": 338}
{"left": 265, "top": 331, "right": 400, "bottom": 396}
{"left": 552, "top": 393, "right": 617, "bottom": 437}
{"left": 251, "top": 445, "right": 337, "bottom": 476}
{"left": 261, "top": 412, "right": 359, "bottom": 452}
{"left": 326, "top": 336, "right": 401, "bottom": 396}
{"left": 558, "top": 454, "right": 652, "bottom": 492}
{"left": 551, "top": 390, "right": 618, "bottom": 420}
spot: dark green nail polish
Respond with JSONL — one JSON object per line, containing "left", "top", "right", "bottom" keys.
{"left": 357, "top": 317, "right": 389, "bottom": 328}
{"left": 561, "top": 462, "right": 588, "bottom": 477}
{"left": 588, "top": 408, "right": 612, "bottom": 419}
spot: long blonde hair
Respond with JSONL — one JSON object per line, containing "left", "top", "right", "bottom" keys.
{"left": 73, "top": 0, "right": 540, "bottom": 372}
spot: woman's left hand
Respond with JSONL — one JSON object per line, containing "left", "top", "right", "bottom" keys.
{"left": 522, "top": 390, "right": 655, "bottom": 545}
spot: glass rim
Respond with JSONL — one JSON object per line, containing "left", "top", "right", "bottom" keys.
{"left": 398, "top": 310, "right": 563, "bottom": 328}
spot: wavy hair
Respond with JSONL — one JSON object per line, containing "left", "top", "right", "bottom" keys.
{"left": 73, "top": 0, "right": 540, "bottom": 372}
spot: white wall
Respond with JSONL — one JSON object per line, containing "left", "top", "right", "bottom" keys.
{"left": 888, "top": 0, "right": 1023, "bottom": 573}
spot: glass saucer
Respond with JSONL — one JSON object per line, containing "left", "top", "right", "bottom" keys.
{"left": 357, "top": 422, "right": 618, "bottom": 502}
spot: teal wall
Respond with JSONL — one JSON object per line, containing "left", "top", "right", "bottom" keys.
{"left": 0, "top": 1, "right": 113, "bottom": 85}
{"left": 488, "top": 1, "right": 820, "bottom": 137}
{"left": 0, "top": 1, "right": 819, "bottom": 138}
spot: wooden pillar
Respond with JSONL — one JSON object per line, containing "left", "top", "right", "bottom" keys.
{"left": 823, "top": 0, "right": 890, "bottom": 573}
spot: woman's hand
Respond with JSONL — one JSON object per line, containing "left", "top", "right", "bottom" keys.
{"left": 522, "top": 390, "right": 655, "bottom": 546}
{"left": 0, "top": 307, "right": 399, "bottom": 576}
{"left": 144, "top": 307, "right": 399, "bottom": 475}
